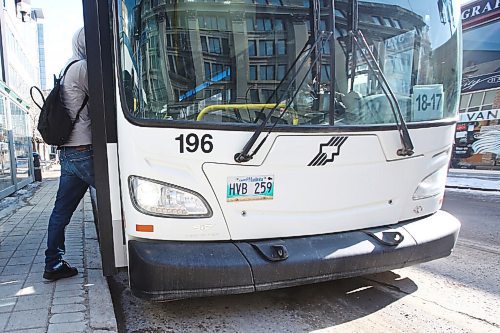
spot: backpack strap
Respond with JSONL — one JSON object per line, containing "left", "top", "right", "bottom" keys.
{"left": 61, "top": 60, "right": 81, "bottom": 78}
{"left": 72, "top": 94, "right": 89, "bottom": 126}
{"left": 30, "top": 86, "right": 45, "bottom": 111}
{"left": 62, "top": 59, "right": 88, "bottom": 125}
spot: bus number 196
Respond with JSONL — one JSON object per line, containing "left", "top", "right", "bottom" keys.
{"left": 175, "top": 134, "right": 213, "bottom": 153}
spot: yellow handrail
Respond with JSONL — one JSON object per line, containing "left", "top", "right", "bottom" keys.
{"left": 196, "top": 103, "right": 286, "bottom": 121}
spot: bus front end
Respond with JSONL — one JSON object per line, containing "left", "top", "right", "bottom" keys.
{"left": 113, "top": 0, "right": 461, "bottom": 300}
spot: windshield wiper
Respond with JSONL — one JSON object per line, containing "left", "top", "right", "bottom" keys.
{"left": 350, "top": 30, "right": 414, "bottom": 156}
{"left": 348, "top": 0, "right": 413, "bottom": 157}
{"left": 234, "top": 31, "right": 333, "bottom": 163}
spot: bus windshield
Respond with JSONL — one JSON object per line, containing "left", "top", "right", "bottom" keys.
{"left": 118, "top": 0, "right": 461, "bottom": 127}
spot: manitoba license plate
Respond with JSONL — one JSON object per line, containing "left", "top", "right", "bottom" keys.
{"left": 227, "top": 175, "right": 274, "bottom": 202}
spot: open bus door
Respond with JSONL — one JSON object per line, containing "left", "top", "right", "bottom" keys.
{"left": 82, "top": 0, "right": 122, "bottom": 276}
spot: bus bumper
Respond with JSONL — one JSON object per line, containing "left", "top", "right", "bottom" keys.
{"left": 128, "top": 210, "right": 460, "bottom": 301}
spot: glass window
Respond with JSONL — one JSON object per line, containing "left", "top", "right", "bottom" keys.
{"left": 372, "top": 16, "right": 382, "bottom": 25}
{"left": 256, "top": 18, "right": 272, "bottom": 31}
{"left": 212, "top": 63, "right": 224, "bottom": 76}
{"left": 10, "top": 102, "right": 31, "bottom": 182}
{"left": 260, "top": 65, "right": 275, "bottom": 80}
{"left": 277, "top": 64, "right": 286, "bottom": 80}
{"left": 469, "top": 93, "right": 483, "bottom": 107}
{"left": 383, "top": 17, "right": 392, "bottom": 27}
{"left": 277, "top": 40, "right": 286, "bottom": 55}
{"left": 262, "top": 89, "right": 276, "bottom": 102}
{"left": 320, "top": 19, "right": 327, "bottom": 31}
{"left": 275, "top": 19, "right": 285, "bottom": 31}
{"left": 259, "top": 40, "right": 274, "bottom": 56}
{"left": 208, "top": 37, "right": 222, "bottom": 54}
{"left": 201, "top": 36, "right": 208, "bottom": 52}
{"left": 482, "top": 90, "right": 496, "bottom": 105}
{"left": 248, "top": 40, "right": 256, "bottom": 56}
{"left": 321, "top": 64, "right": 331, "bottom": 80}
{"left": 246, "top": 18, "right": 254, "bottom": 31}
{"left": 198, "top": 16, "right": 205, "bottom": 28}
{"left": 250, "top": 89, "right": 259, "bottom": 102}
{"left": 459, "top": 94, "right": 471, "bottom": 110}
{"left": 120, "top": 0, "right": 461, "bottom": 126}
{"left": 217, "top": 17, "right": 227, "bottom": 30}
{"left": 204, "top": 62, "right": 211, "bottom": 80}
{"left": 249, "top": 65, "right": 257, "bottom": 80}
{"left": 335, "top": 9, "right": 346, "bottom": 18}
{"left": 0, "top": 98, "right": 12, "bottom": 191}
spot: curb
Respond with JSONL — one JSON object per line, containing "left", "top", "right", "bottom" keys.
{"left": 82, "top": 194, "right": 119, "bottom": 333}
{"left": 445, "top": 185, "right": 500, "bottom": 192}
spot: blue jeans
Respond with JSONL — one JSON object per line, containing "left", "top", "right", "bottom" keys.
{"left": 45, "top": 146, "right": 95, "bottom": 270}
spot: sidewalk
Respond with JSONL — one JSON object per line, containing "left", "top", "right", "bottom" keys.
{"left": 447, "top": 168, "right": 500, "bottom": 191}
{"left": 0, "top": 167, "right": 118, "bottom": 333}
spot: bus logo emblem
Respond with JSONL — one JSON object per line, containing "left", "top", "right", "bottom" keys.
{"left": 308, "top": 137, "right": 348, "bottom": 166}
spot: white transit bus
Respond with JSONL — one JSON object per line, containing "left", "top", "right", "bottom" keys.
{"left": 82, "top": 0, "right": 462, "bottom": 300}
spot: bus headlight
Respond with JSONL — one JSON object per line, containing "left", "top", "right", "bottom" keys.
{"left": 129, "top": 176, "right": 212, "bottom": 218}
{"left": 412, "top": 166, "right": 448, "bottom": 200}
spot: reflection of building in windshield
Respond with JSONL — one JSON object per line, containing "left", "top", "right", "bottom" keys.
{"left": 137, "top": 0, "right": 429, "bottom": 122}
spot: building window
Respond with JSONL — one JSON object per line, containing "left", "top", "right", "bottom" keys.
{"left": 256, "top": 18, "right": 273, "bottom": 31}
{"left": 212, "top": 63, "right": 223, "bottom": 76}
{"left": 208, "top": 37, "right": 222, "bottom": 54}
{"left": 250, "top": 89, "right": 259, "bottom": 102}
{"left": 168, "top": 55, "right": 176, "bottom": 73}
{"left": 248, "top": 40, "right": 257, "bottom": 56}
{"left": 372, "top": 16, "right": 383, "bottom": 25}
{"left": 321, "top": 64, "right": 331, "bottom": 80}
{"left": 259, "top": 40, "right": 274, "bottom": 56}
{"left": 198, "top": 16, "right": 227, "bottom": 30}
{"left": 249, "top": 65, "right": 257, "bottom": 80}
{"left": 260, "top": 65, "right": 275, "bottom": 80}
{"left": 321, "top": 41, "right": 330, "bottom": 54}
{"left": 320, "top": 19, "right": 327, "bottom": 31}
{"left": 262, "top": 89, "right": 276, "bottom": 102}
{"left": 335, "top": 9, "right": 346, "bottom": 18}
{"left": 277, "top": 64, "right": 287, "bottom": 80}
{"left": 277, "top": 40, "right": 286, "bottom": 55}
{"left": 247, "top": 18, "right": 254, "bottom": 31}
{"left": 275, "top": 19, "right": 285, "bottom": 31}
{"left": 482, "top": 90, "right": 496, "bottom": 110}
{"left": 201, "top": 36, "right": 208, "bottom": 52}
{"left": 459, "top": 90, "right": 497, "bottom": 113}
{"left": 204, "top": 62, "right": 211, "bottom": 80}
{"left": 383, "top": 17, "right": 393, "bottom": 27}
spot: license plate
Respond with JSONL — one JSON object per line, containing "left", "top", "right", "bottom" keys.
{"left": 227, "top": 175, "right": 274, "bottom": 202}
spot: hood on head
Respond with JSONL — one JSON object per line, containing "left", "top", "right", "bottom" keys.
{"left": 72, "top": 27, "right": 86, "bottom": 60}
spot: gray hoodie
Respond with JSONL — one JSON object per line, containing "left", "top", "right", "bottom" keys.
{"left": 61, "top": 27, "right": 91, "bottom": 147}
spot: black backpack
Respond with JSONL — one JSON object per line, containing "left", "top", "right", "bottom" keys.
{"left": 30, "top": 60, "right": 88, "bottom": 146}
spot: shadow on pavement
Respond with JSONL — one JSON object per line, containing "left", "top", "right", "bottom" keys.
{"left": 109, "top": 269, "right": 417, "bottom": 333}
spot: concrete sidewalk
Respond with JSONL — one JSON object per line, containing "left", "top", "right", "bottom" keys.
{"left": 447, "top": 168, "right": 500, "bottom": 191}
{"left": 0, "top": 168, "right": 117, "bottom": 333}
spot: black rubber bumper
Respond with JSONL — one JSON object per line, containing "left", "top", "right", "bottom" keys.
{"left": 128, "top": 210, "right": 460, "bottom": 301}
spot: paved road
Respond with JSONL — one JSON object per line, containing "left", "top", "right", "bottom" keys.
{"left": 110, "top": 189, "right": 500, "bottom": 333}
